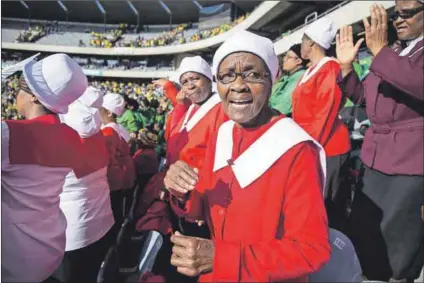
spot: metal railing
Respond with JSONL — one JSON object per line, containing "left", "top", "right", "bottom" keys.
{"left": 274, "top": 0, "right": 351, "bottom": 42}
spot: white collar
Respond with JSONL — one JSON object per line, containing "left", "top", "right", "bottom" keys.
{"left": 299, "top": 57, "right": 337, "bottom": 85}
{"left": 400, "top": 36, "right": 424, "bottom": 56}
{"left": 406, "top": 36, "right": 423, "bottom": 46}
{"left": 180, "top": 93, "right": 221, "bottom": 132}
{"left": 213, "top": 118, "right": 326, "bottom": 192}
{"left": 101, "top": 122, "right": 128, "bottom": 141}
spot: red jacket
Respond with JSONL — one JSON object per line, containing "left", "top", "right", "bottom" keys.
{"left": 167, "top": 100, "right": 227, "bottom": 170}
{"left": 292, "top": 58, "right": 350, "bottom": 156}
{"left": 101, "top": 127, "right": 126, "bottom": 191}
{"left": 175, "top": 116, "right": 330, "bottom": 282}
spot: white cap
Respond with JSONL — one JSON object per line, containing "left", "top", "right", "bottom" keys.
{"left": 23, "top": 53, "right": 88, "bottom": 114}
{"left": 102, "top": 92, "right": 125, "bottom": 117}
{"left": 59, "top": 88, "right": 104, "bottom": 138}
{"left": 304, "top": 18, "right": 337, "bottom": 50}
{"left": 212, "top": 30, "right": 279, "bottom": 83}
{"left": 178, "top": 56, "right": 213, "bottom": 82}
{"left": 78, "top": 86, "right": 104, "bottom": 110}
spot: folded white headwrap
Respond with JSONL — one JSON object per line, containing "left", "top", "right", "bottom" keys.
{"left": 178, "top": 56, "right": 213, "bottom": 82}
{"left": 212, "top": 30, "right": 279, "bottom": 83}
{"left": 102, "top": 92, "right": 125, "bottom": 117}
{"left": 23, "top": 53, "right": 88, "bottom": 114}
{"left": 304, "top": 17, "right": 337, "bottom": 50}
{"left": 60, "top": 87, "right": 104, "bottom": 138}
{"left": 78, "top": 86, "right": 104, "bottom": 110}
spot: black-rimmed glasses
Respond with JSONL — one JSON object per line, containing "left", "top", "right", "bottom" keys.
{"left": 216, "top": 70, "right": 270, "bottom": 84}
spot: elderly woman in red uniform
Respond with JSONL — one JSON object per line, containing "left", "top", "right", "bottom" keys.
{"left": 292, "top": 17, "right": 351, "bottom": 230}
{"left": 135, "top": 56, "right": 227, "bottom": 283}
{"left": 336, "top": 2, "right": 424, "bottom": 281}
{"left": 168, "top": 30, "right": 330, "bottom": 282}
{"left": 100, "top": 92, "right": 136, "bottom": 232}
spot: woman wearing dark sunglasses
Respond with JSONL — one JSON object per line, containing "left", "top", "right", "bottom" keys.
{"left": 336, "top": 1, "right": 423, "bottom": 282}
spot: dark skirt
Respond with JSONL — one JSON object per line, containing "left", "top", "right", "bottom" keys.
{"left": 51, "top": 228, "right": 113, "bottom": 283}
{"left": 347, "top": 165, "right": 424, "bottom": 281}
{"left": 325, "top": 153, "right": 350, "bottom": 231}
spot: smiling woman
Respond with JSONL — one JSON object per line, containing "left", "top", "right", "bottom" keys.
{"left": 168, "top": 30, "right": 330, "bottom": 282}
{"left": 216, "top": 52, "right": 273, "bottom": 126}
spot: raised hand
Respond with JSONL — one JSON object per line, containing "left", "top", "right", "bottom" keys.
{"left": 336, "top": 26, "right": 364, "bottom": 66}
{"left": 363, "top": 3, "right": 388, "bottom": 57}
{"left": 152, "top": 78, "right": 171, "bottom": 88}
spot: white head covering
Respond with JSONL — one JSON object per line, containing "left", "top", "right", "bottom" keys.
{"left": 304, "top": 17, "right": 337, "bottom": 50}
{"left": 102, "top": 92, "right": 125, "bottom": 117}
{"left": 78, "top": 86, "right": 104, "bottom": 109}
{"left": 178, "top": 56, "right": 213, "bottom": 82}
{"left": 23, "top": 53, "right": 88, "bottom": 114}
{"left": 212, "top": 30, "right": 279, "bottom": 83}
{"left": 60, "top": 87, "right": 104, "bottom": 138}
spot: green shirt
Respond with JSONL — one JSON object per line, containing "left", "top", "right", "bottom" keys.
{"left": 139, "top": 108, "right": 156, "bottom": 127}
{"left": 269, "top": 69, "right": 305, "bottom": 115}
{"left": 117, "top": 109, "right": 140, "bottom": 132}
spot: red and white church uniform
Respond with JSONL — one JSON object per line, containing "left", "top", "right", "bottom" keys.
{"left": 2, "top": 116, "right": 84, "bottom": 282}
{"left": 101, "top": 92, "right": 136, "bottom": 191}
{"left": 1, "top": 53, "right": 88, "bottom": 282}
{"left": 136, "top": 57, "right": 228, "bottom": 235}
{"left": 181, "top": 116, "right": 330, "bottom": 282}
{"left": 292, "top": 56, "right": 350, "bottom": 156}
{"left": 59, "top": 87, "right": 114, "bottom": 251}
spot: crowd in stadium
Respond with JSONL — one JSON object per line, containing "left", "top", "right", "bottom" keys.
{"left": 1, "top": 1, "right": 424, "bottom": 283}
{"left": 14, "top": 14, "right": 248, "bottom": 48}
{"left": 16, "top": 21, "right": 62, "bottom": 43}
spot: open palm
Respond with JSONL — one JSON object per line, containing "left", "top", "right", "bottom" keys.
{"left": 336, "top": 26, "right": 364, "bottom": 66}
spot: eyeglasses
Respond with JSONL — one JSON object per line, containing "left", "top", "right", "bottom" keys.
{"left": 390, "top": 5, "right": 424, "bottom": 21}
{"left": 216, "top": 70, "right": 270, "bottom": 84}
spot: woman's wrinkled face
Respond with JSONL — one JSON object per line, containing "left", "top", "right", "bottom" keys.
{"left": 216, "top": 52, "right": 272, "bottom": 126}
{"left": 180, "top": 72, "right": 212, "bottom": 104}
{"left": 393, "top": 0, "right": 424, "bottom": 41}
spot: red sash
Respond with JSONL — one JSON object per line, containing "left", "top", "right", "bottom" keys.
{"left": 6, "top": 115, "right": 85, "bottom": 177}
{"left": 74, "top": 131, "right": 109, "bottom": 178}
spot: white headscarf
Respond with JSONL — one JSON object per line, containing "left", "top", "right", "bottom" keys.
{"left": 22, "top": 53, "right": 88, "bottom": 114}
{"left": 60, "top": 87, "right": 104, "bottom": 138}
{"left": 102, "top": 92, "right": 126, "bottom": 117}
{"left": 304, "top": 17, "right": 337, "bottom": 50}
{"left": 178, "top": 56, "right": 213, "bottom": 82}
{"left": 212, "top": 30, "right": 279, "bottom": 83}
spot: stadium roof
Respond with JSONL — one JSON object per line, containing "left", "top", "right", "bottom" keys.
{"left": 1, "top": 1, "right": 261, "bottom": 25}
